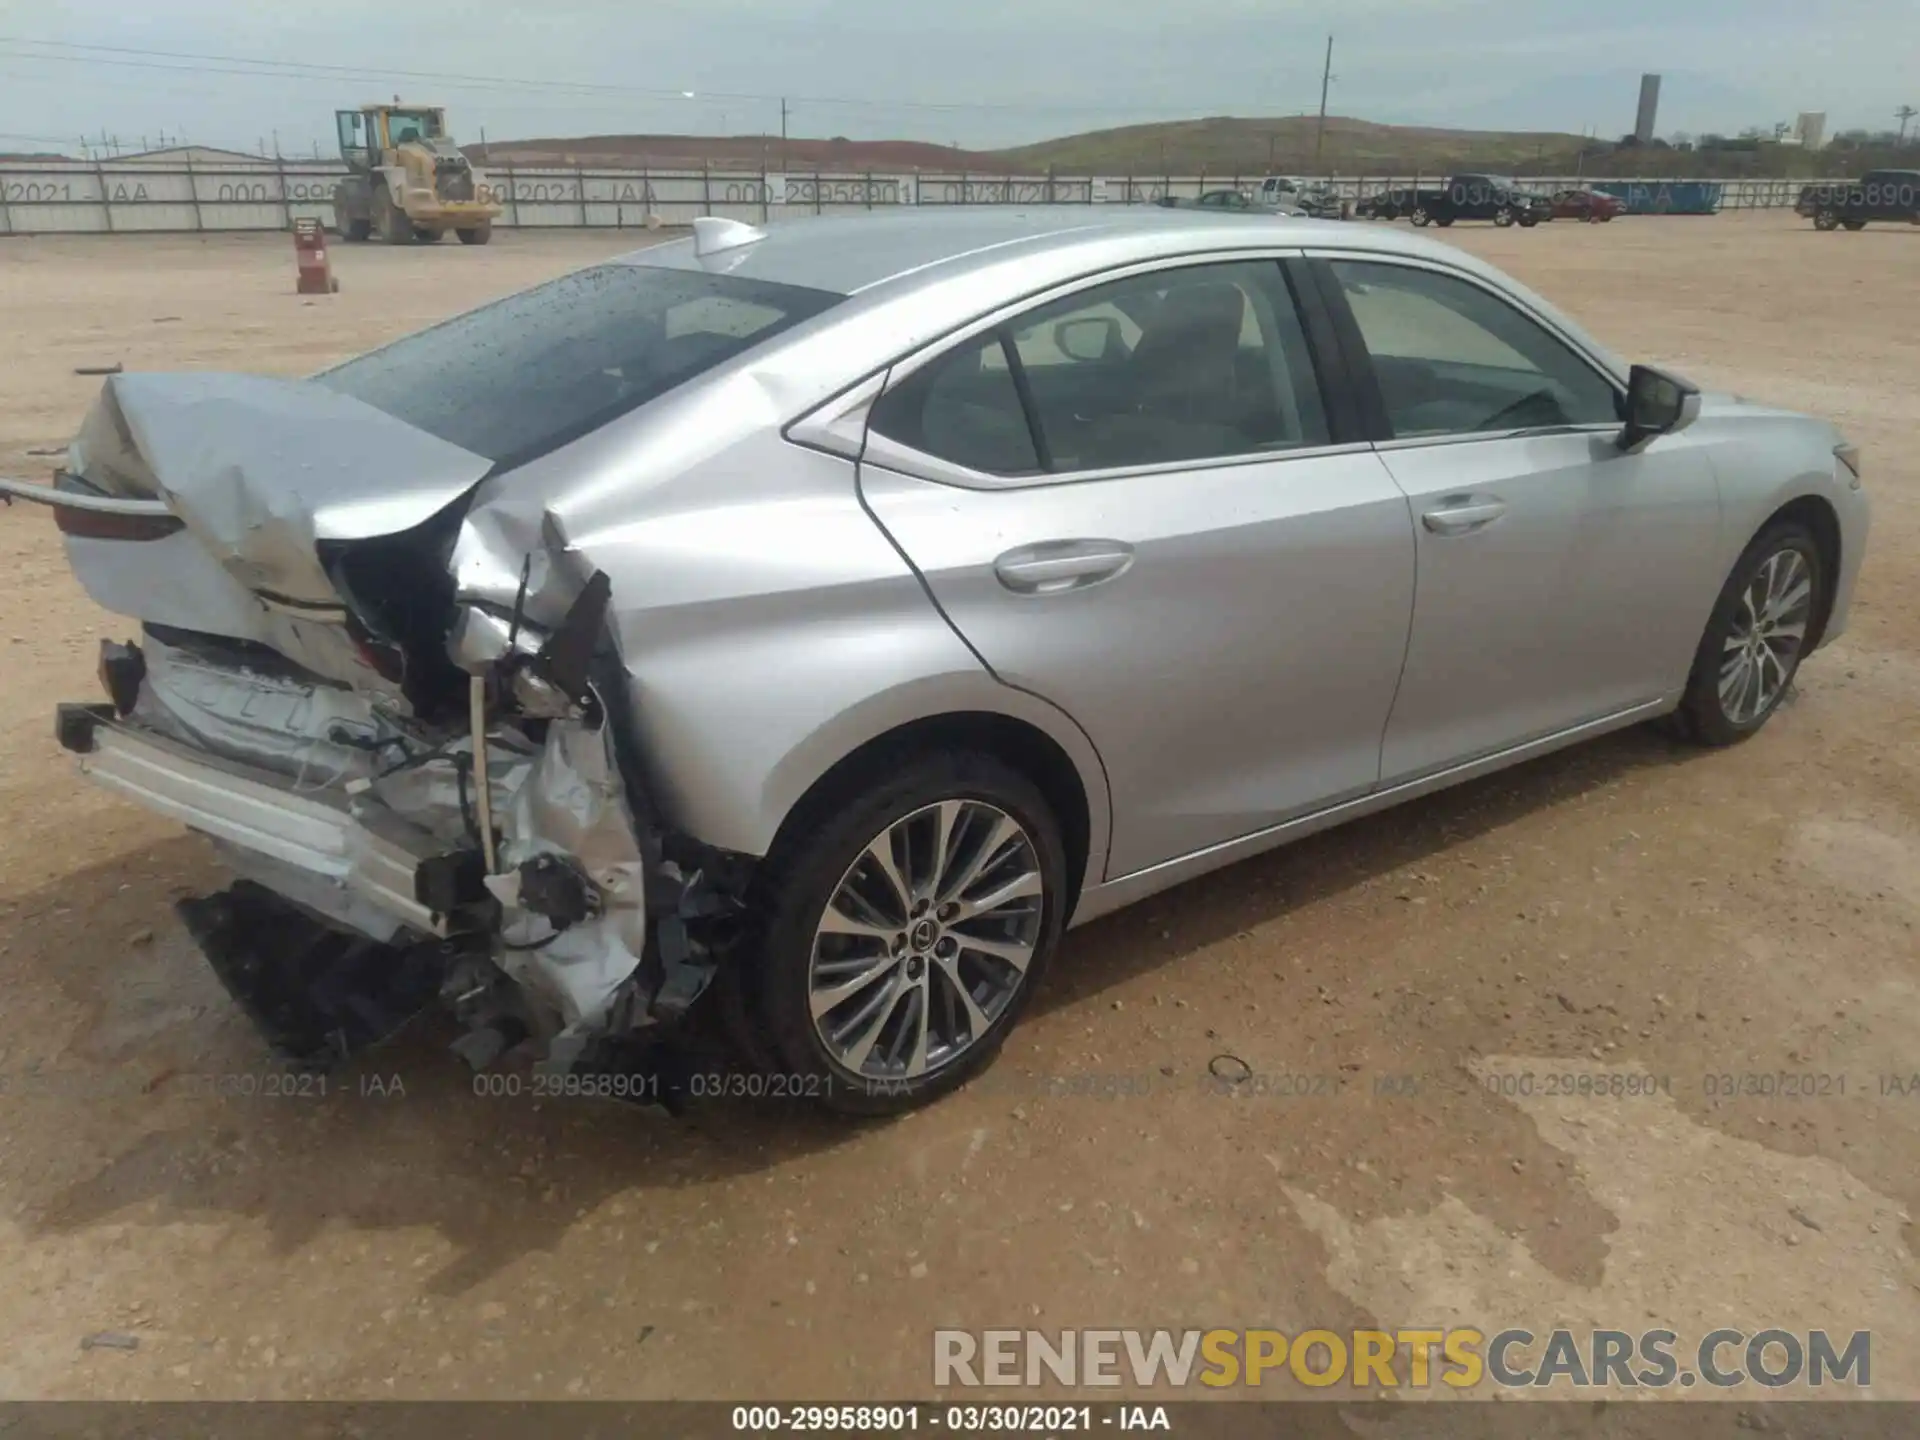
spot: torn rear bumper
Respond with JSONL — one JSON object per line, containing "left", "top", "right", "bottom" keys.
{"left": 58, "top": 704, "right": 446, "bottom": 939}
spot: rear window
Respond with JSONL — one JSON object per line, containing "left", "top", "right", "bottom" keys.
{"left": 316, "top": 264, "right": 841, "bottom": 469}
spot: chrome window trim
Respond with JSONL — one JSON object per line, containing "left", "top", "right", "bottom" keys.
{"left": 1372, "top": 422, "right": 1625, "bottom": 454}
{"left": 860, "top": 434, "right": 1380, "bottom": 491}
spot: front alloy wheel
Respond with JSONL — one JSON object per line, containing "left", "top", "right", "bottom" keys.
{"left": 1667, "top": 523, "right": 1824, "bottom": 747}
{"left": 1717, "top": 548, "right": 1814, "bottom": 725}
{"left": 809, "top": 800, "right": 1043, "bottom": 1083}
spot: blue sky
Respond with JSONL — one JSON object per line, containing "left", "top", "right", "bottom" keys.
{"left": 0, "top": 0, "right": 1910, "bottom": 155}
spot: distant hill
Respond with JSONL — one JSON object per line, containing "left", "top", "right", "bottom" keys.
{"left": 989, "top": 115, "right": 1592, "bottom": 176}
{"left": 477, "top": 133, "right": 1020, "bottom": 173}
{"left": 477, "top": 117, "right": 1595, "bottom": 176}
{"left": 474, "top": 114, "right": 1872, "bottom": 181}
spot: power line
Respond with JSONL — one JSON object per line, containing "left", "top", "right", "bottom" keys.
{"left": 0, "top": 35, "right": 1313, "bottom": 119}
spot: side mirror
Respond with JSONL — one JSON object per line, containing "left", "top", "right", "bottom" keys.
{"left": 1055, "top": 316, "right": 1121, "bottom": 364}
{"left": 1619, "top": 364, "right": 1702, "bottom": 450}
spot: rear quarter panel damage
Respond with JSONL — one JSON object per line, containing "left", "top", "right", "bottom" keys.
{"left": 449, "top": 381, "right": 1112, "bottom": 891}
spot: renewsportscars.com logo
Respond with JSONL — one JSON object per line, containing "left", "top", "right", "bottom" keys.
{"left": 933, "top": 1328, "right": 1872, "bottom": 1392}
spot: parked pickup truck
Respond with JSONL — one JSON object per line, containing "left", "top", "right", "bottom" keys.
{"left": 1797, "top": 169, "right": 1920, "bottom": 230}
{"left": 1362, "top": 174, "right": 1553, "bottom": 228}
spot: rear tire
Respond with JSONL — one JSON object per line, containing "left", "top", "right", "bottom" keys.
{"left": 1812, "top": 210, "right": 1841, "bottom": 231}
{"left": 741, "top": 751, "right": 1068, "bottom": 1116}
{"left": 1434, "top": 216, "right": 1455, "bottom": 227}
{"left": 1410, "top": 206, "right": 1432, "bottom": 227}
{"left": 1493, "top": 206, "right": 1517, "bottom": 228}
{"left": 1842, "top": 219, "right": 1868, "bottom": 231}
{"left": 1665, "top": 522, "right": 1824, "bottom": 747}
{"left": 457, "top": 224, "right": 493, "bottom": 245}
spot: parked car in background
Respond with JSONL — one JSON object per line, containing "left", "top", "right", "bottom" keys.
{"left": 1797, "top": 169, "right": 1920, "bottom": 230}
{"left": 2, "top": 207, "right": 1869, "bottom": 1116}
{"left": 1551, "top": 186, "right": 1622, "bottom": 222}
{"left": 1156, "top": 190, "right": 1305, "bottom": 217}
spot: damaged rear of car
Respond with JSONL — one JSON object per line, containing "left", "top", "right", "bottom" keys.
{"left": 15, "top": 257, "right": 845, "bottom": 1098}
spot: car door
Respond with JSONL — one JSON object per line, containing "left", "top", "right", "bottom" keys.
{"left": 1311, "top": 255, "right": 1724, "bottom": 782}
{"left": 857, "top": 257, "right": 1416, "bottom": 879}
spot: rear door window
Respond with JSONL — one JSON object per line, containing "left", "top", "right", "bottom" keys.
{"left": 1005, "top": 261, "right": 1330, "bottom": 470}
{"left": 316, "top": 264, "right": 841, "bottom": 470}
{"left": 868, "top": 333, "right": 1042, "bottom": 476}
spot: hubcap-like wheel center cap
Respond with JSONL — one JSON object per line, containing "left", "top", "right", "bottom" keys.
{"left": 911, "top": 919, "right": 938, "bottom": 951}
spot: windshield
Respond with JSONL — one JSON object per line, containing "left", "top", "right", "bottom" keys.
{"left": 385, "top": 110, "right": 442, "bottom": 145}
{"left": 317, "top": 265, "right": 842, "bottom": 470}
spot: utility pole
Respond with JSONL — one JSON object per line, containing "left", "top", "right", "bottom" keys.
{"left": 1314, "top": 35, "right": 1335, "bottom": 171}
{"left": 780, "top": 97, "right": 790, "bottom": 170}
{"left": 1899, "top": 105, "right": 1917, "bottom": 143}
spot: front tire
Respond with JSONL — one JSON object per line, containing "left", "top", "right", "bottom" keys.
{"left": 1842, "top": 219, "right": 1868, "bottom": 231}
{"left": 457, "top": 224, "right": 493, "bottom": 245}
{"left": 374, "top": 189, "right": 412, "bottom": 245}
{"left": 1493, "top": 206, "right": 1517, "bottom": 227}
{"left": 1813, "top": 210, "right": 1841, "bottom": 231}
{"left": 744, "top": 751, "right": 1068, "bottom": 1115}
{"left": 1666, "top": 523, "right": 1824, "bottom": 747}
{"left": 1410, "top": 206, "right": 1432, "bottom": 227}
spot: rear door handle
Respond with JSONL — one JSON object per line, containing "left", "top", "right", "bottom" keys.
{"left": 1421, "top": 495, "right": 1508, "bottom": 536}
{"left": 993, "top": 539, "right": 1135, "bottom": 595}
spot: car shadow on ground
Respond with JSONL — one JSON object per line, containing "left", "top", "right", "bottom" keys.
{"left": 1035, "top": 721, "right": 1695, "bottom": 1018}
{"left": 1, "top": 721, "right": 1698, "bottom": 1294}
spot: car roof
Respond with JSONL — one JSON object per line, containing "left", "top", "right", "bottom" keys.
{"left": 620, "top": 205, "right": 1356, "bottom": 297}
{"left": 607, "top": 205, "right": 1629, "bottom": 403}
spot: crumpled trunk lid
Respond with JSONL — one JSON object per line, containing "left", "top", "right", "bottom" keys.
{"left": 46, "top": 372, "right": 494, "bottom": 691}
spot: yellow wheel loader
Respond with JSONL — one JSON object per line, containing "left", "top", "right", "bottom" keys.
{"left": 330, "top": 103, "right": 504, "bottom": 246}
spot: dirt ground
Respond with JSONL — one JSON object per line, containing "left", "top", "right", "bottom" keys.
{"left": 0, "top": 217, "right": 1916, "bottom": 1405}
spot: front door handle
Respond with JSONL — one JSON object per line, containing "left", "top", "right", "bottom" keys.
{"left": 1421, "top": 495, "right": 1508, "bottom": 536}
{"left": 993, "top": 539, "right": 1135, "bottom": 595}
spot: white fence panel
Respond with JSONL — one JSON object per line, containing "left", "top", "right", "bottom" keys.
{"left": 0, "top": 159, "right": 1836, "bottom": 235}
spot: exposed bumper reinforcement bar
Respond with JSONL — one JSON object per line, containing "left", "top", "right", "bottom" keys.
{"left": 59, "top": 703, "right": 448, "bottom": 938}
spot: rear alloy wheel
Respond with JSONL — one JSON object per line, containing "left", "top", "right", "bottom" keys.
{"left": 1813, "top": 210, "right": 1841, "bottom": 231}
{"left": 1493, "top": 206, "right": 1517, "bottom": 227}
{"left": 1667, "top": 523, "right": 1823, "bottom": 746}
{"left": 1410, "top": 206, "right": 1432, "bottom": 227}
{"left": 747, "top": 752, "right": 1067, "bottom": 1114}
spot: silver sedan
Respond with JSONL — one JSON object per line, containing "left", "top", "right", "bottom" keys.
{"left": 9, "top": 207, "right": 1869, "bottom": 1113}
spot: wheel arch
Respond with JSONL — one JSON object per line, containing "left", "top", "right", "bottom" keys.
{"left": 1758, "top": 492, "right": 1844, "bottom": 650}
{"left": 764, "top": 704, "right": 1109, "bottom": 923}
